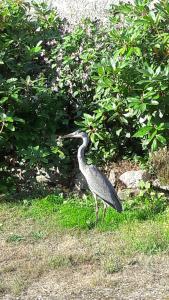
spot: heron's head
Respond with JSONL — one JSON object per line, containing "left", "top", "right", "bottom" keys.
{"left": 62, "top": 130, "right": 88, "bottom": 139}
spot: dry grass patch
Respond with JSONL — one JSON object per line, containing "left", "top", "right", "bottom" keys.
{"left": 0, "top": 282, "right": 8, "bottom": 295}
{"left": 0, "top": 244, "right": 49, "bottom": 296}
{"left": 149, "top": 147, "right": 169, "bottom": 185}
{"left": 1, "top": 229, "right": 169, "bottom": 298}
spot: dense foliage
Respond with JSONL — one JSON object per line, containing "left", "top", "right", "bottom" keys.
{"left": 1, "top": 0, "right": 169, "bottom": 179}
{"left": 0, "top": 1, "right": 66, "bottom": 166}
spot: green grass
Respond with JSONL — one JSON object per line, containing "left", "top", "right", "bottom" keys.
{"left": 18, "top": 194, "right": 165, "bottom": 230}
{"left": 1, "top": 193, "right": 169, "bottom": 255}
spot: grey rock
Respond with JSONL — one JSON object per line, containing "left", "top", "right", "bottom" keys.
{"left": 109, "top": 170, "right": 116, "bottom": 186}
{"left": 152, "top": 179, "right": 169, "bottom": 191}
{"left": 36, "top": 168, "right": 51, "bottom": 184}
{"left": 119, "top": 170, "right": 149, "bottom": 188}
{"left": 36, "top": 174, "right": 51, "bottom": 184}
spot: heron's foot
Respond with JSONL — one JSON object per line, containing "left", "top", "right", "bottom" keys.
{"left": 86, "top": 219, "right": 95, "bottom": 229}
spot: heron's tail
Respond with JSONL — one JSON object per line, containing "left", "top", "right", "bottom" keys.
{"left": 104, "top": 197, "right": 123, "bottom": 213}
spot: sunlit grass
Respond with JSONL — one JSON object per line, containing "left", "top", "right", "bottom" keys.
{"left": 1, "top": 193, "right": 169, "bottom": 255}
{"left": 16, "top": 193, "right": 166, "bottom": 230}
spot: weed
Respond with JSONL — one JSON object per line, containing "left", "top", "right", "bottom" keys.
{"left": 31, "top": 231, "right": 45, "bottom": 241}
{"left": 103, "top": 256, "right": 123, "bottom": 274}
{"left": 49, "top": 255, "right": 72, "bottom": 269}
{"left": 6, "top": 234, "right": 25, "bottom": 243}
{"left": 124, "top": 183, "right": 168, "bottom": 217}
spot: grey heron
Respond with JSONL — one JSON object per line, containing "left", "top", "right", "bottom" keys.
{"left": 63, "top": 130, "right": 122, "bottom": 222}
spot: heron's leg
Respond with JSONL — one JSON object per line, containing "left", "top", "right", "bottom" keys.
{"left": 103, "top": 202, "right": 108, "bottom": 220}
{"left": 93, "top": 193, "right": 99, "bottom": 223}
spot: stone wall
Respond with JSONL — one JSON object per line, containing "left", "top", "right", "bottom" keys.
{"left": 48, "top": 0, "right": 131, "bottom": 25}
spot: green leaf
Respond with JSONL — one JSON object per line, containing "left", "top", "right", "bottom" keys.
{"left": 156, "top": 66, "right": 161, "bottom": 75}
{"left": 6, "top": 123, "right": 15, "bottom": 131}
{"left": 83, "top": 113, "right": 93, "bottom": 120}
{"left": 133, "top": 126, "right": 152, "bottom": 138}
{"left": 133, "top": 47, "right": 142, "bottom": 57}
{"left": 26, "top": 75, "right": 31, "bottom": 86}
{"left": 151, "top": 139, "right": 158, "bottom": 151}
{"left": 6, "top": 78, "right": 17, "bottom": 83}
{"left": 98, "top": 66, "right": 105, "bottom": 76}
{"left": 116, "top": 128, "right": 122, "bottom": 136}
{"left": 95, "top": 132, "right": 103, "bottom": 140}
{"left": 120, "top": 117, "right": 128, "bottom": 124}
{"left": 148, "top": 130, "right": 157, "bottom": 143}
{"left": 90, "top": 133, "right": 95, "bottom": 143}
{"left": 0, "top": 97, "right": 8, "bottom": 104}
{"left": 156, "top": 134, "right": 167, "bottom": 145}
{"left": 34, "top": 146, "right": 40, "bottom": 151}
{"left": 6, "top": 116, "right": 14, "bottom": 122}
{"left": 14, "top": 117, "right": 25, "bottom": 123}
{"left": 110, "top": 58, "right": 116, "bottom": 69}
{"left": 11, "top": 94, "right": 19, "bottom": 100}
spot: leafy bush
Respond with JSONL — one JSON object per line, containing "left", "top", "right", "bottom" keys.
{"left": 77, "top": 0, "right": 169, "bottom": 163}
{"left": 0, "top": 1, "right": 105, "bottom": 173}
{"left": 0, "top": 0, "right": 66, "bottom": 165}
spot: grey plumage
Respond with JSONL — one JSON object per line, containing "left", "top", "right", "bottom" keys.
{"left": 83, "top": 164, "right": 122, "bottom": 212}
{"left": 62, "top": 130, "right": 122, "bottom": 219}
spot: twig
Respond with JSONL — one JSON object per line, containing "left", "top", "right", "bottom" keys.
{"left": 0, "top": 121, "right": 4, "bottom": 134}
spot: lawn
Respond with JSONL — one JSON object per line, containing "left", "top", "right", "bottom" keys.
{"left": 1, "top": 193, "right": 169, "bottom": 299}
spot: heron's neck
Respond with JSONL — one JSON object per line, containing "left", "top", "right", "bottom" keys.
{"left": 77, "top": 136, "right": 89, "bottom": 170}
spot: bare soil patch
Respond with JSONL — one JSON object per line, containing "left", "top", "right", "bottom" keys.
{"left": 1, "top": 233, "right": 169, "bottom": 300}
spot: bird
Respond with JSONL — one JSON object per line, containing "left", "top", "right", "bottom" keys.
{"left": 62, "top": 130, "right": 122, "bottom": 222}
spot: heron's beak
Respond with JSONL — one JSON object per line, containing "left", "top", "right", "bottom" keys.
{"left": 62, "top": 133, "right": 75, "bottom": 139}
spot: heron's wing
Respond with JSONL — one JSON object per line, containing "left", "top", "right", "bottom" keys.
{"left": 84, "top": 165, "right": 122, "bottom": 212}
